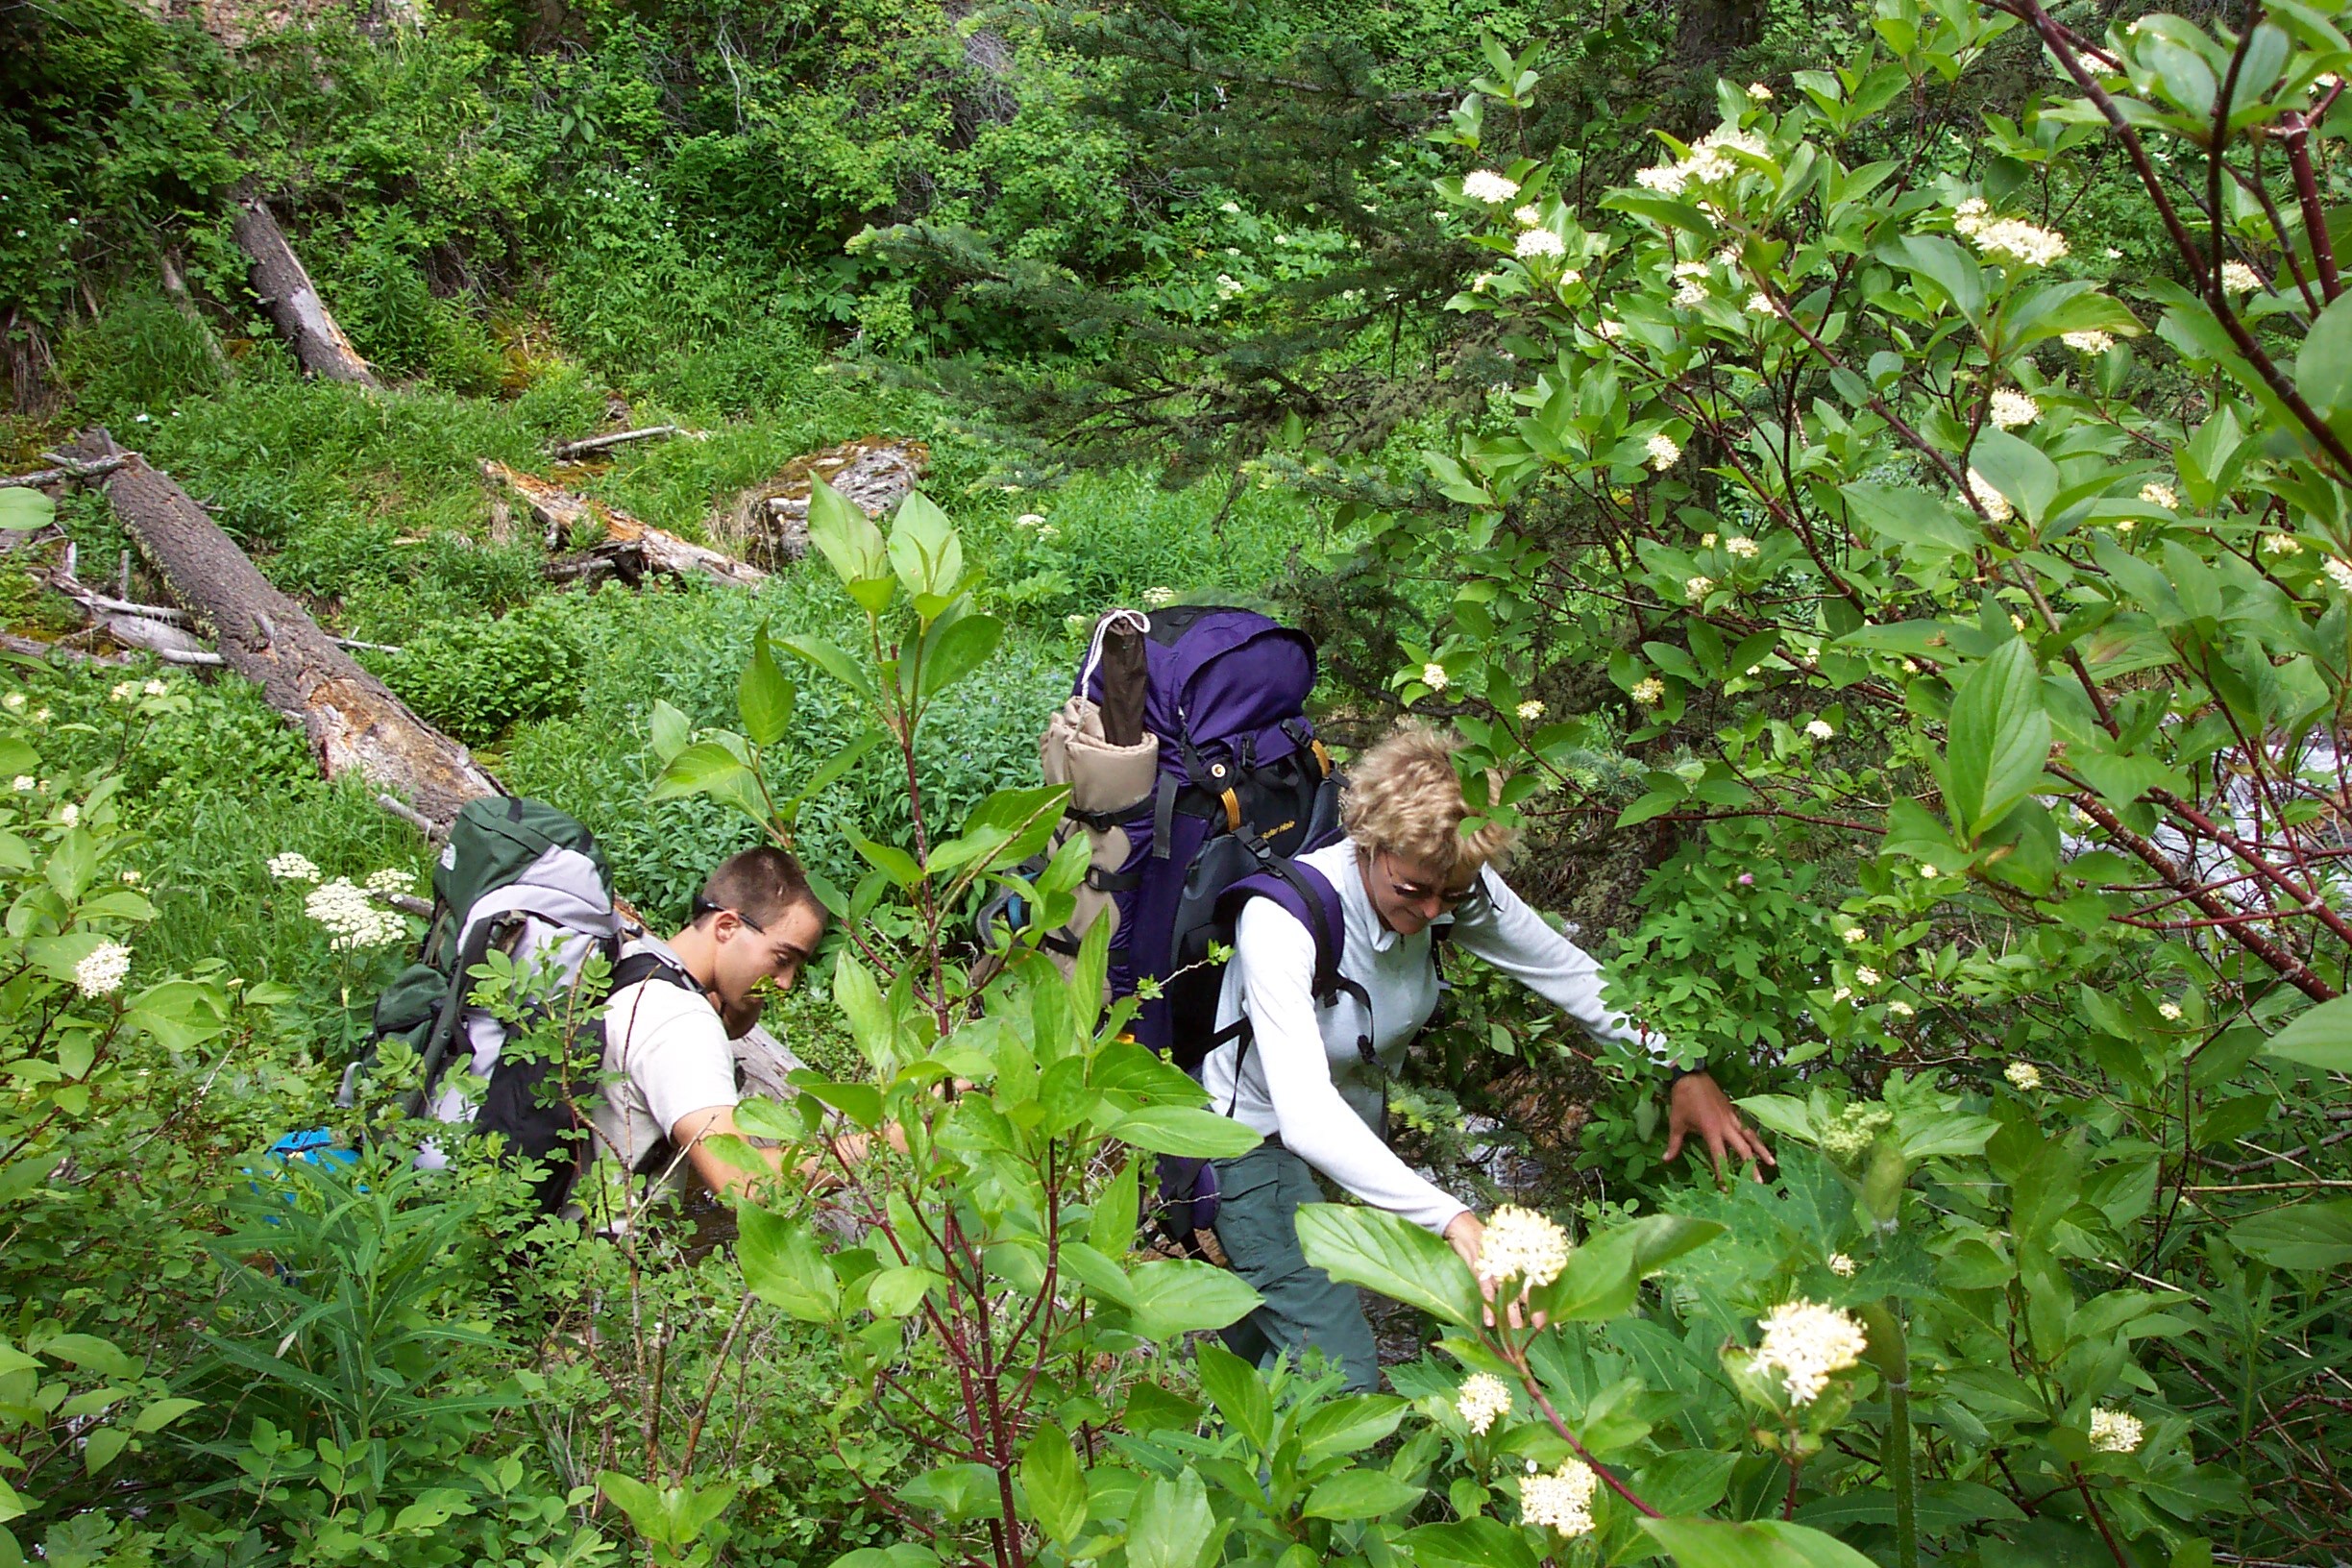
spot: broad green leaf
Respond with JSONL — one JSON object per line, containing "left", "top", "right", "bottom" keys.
{"left": 37, "top": 1334, "right": 140, "bottom": 1379}
{"left": 897, "top": 1462, "right": 1002, "bottom": 1521}
{"left": 2231, "top": 1199, "right": 2352, "bottom": 1269}
{"left": 917, "top": 611, "right": 1003, "bottom": 705}
{"left": 1840, "top": 483, "right": 1976, "bottom": 557}
{"left": 1301, "top": 1468, "right": 1423, "bottom": 1520}
{"left": 854, "top": 838, "right": 924, "bottom": 888}
{"left": 1943, "top": 637, "right": 2049, "bottom": 840}
{"left": 1297, "top": 1392, "right": 1408, "bottom": 1463}
{"left": 778, "top": 633, "right": 875, "bottom": 704}
{"left": 2298, "top": 290, "right": 2352, "bottom": 417}
{"left": 865, "top": 1265, "right": 940, "bottom": 1318}
{"left": 1193, "top": 1340, "right": 1273, "bottom": 1453}
{"left": 1535, "top": 1215, "right": 1724, "bottom": 1322}
{"left": 1296, "top": 1202, "right": 1484, "bottom": 1331}
{"left": 736, "top": 1207, "right": 839, "bottom": 1321}
{"left": 1019, "top": 1424, "right": 1089, "bottom": 1545}
{"left": 132, "top": 1397, "right": 202, "bottom": 1433}
{"left": 1127, "top": 1259, "right": 1262, "bottom": 1339}
{"left": 833, "top": 951, "right": 894, "bottom": 1068}
{"left": 1888, "top": 234, "right": 1985, "bottom": 321}
{"left": 806, "top": 477, "right": 888, "bottom": 588}
{"left": 2261, "top": 996, "right": 2352, "bottom": 1072}
{"left": 2067, "top": 749, "right": 2180, "bottom": 815}
{"left": 1089, "top": 1156, "right": 1141, "bottom": 1253}
{"left": 1402, "top": 1518, "right": 1542, "bottom": 1568}
{"left": 1106, "top": 1105, "right": 1262, "bottom": 1158}
{"left": 737, "top": 624, "right": 795, "bottom": 747}
{"left": 649, "top": 742, "right": 751, "bottom": 802}
{"left": 1969, "top": 429, "right": 2061, "bottom": 526}
{"left": 1126, "top": 1468, "right": 1221, "bottom": 1568}
{"left": 1642, "top": 1515, "right": 1881, "bottom": 1568}
{"left": 0, "top": 489, "right": 54, "bottom": 532}
{"left": 887, "top": 490, "right": 963, "bottom": 600}
{"left": 647, "top": 698, "right": 692, "bottom": 766}
{"left": 83, "top": 1427, "right": 130, "bottom": 1476}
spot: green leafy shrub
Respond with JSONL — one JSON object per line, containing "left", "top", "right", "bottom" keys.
{"left": 374, "top": 602, "right": 587, "bottom": 747}
{"left": 54, "top": 291, "right": 225, "bottom": 421}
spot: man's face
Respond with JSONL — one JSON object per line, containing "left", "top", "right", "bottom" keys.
{"left": 708, "top": 900, "right": 826, "bottom": 1021}
{"left": 1360, "top": 845, "right": 1479, "bottom": 938}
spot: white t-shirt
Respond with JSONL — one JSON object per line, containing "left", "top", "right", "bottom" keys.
{"left": 1200, "top": 840, "right": 1668, "bottom": 1235}
{"left": 588, "top": 938, "right": 740, "bottom": 1185}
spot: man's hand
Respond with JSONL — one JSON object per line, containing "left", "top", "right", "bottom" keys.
{"left": 1664, "top": 1070, "right": 1774, "bottom": 1186}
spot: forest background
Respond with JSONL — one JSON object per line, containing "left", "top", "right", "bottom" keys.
{"left": 3, "top": 0, "right": 2351, "bottom": 1564}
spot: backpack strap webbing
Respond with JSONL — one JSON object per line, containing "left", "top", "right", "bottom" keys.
{"left": 403, "top": 913, "right": 514, "bottom": 1120}
{"left": 603, "top": 951, "right": 724, "bottom": 1181}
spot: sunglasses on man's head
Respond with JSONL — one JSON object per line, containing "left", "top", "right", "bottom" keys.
{"left": 692, "top": 896, "right": 766, "bottom": 933}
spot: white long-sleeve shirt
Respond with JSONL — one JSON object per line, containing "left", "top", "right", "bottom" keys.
{"left": 1199, "top": 840, "right": 1665, "bottom": 1235}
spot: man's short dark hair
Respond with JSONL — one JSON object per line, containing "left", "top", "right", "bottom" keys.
{"left": 693, "top": 847, "right": 823, "bottom": 930}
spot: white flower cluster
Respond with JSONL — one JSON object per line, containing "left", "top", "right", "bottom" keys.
{"left": 2, "top": 691, "right": 21, "bottom": 711}
{"left": 1457, "top": 1372, "right": 1513, "bottom": 1433}
{"left": 1952, "top": 198, "right": 2069, "bottom": 267}
{"left": 2089, "top": 1407, "right": 2144, "bottom": 1454}
{"left": 1142, "top": 586, "right": 1177, "bottom": 607}
{"left": 1634, "top": 127, "right": 1768, "bottom": 196}
{"left": 1672, "top": 259, "right": 1712, "bottom": 307}
{"left": 1630, "top": 677, "right": 1666, "bottom": 705}
{"left": 2157, "top": 1001, "right": 2184, "bottom": 1021}
{"left": 1479, "top": 1205, "right": 1571, "bottom": 1290}
{"left": 1520, "top": 1458, "right": 1598, "bottom": 1536}
{"left": 1805, "top": 720, "right": 1835, "bottom": 740}
{"left": 1725, "top": 535, "right": 1759, "bottom": 559}
{"left": 1753, "top": 1299, "right": 1869, "bottom": 1405}
{"left": 1989, "top": 389, "right": 2040, "bottom": 429}
{"left": 1512, "top": 204, "right": 1543, "bottom": 227}
{"left": 1854, "top": 966, "right": 1881, "bottom": 986}
{"left": 2139, "top": 481, "right": 2178, "bottom": 509}
{"left": 1422, "top": 662, "right": 1450, "bottom": 692}
{"left": 2005, "top": 1060, "right": 2043, "bottom": 1090}
{"left": 365, "top": 868, "right": 418, "bottom": 897}
{"left": 2262, "top": 533, "right": 2303, "bottom": 556}
{"left": 268, "top": 851, "right": 323, "bottom": 883}
{"left": 1827, "top": 1252, "right": 1856, "bottom": 1277}
{"left": 1216, "top": 274, "right": 1243, "bottom": 299}
{"left": 306, "top": 878, "right": 409, "bottom": 950}
{"left": 1887, "top": 999, "right": 1915, "bottom": 1017}
{"left": 1685, "top": 575, "right": 1714, "bottom": 601}
{"left": 2062, "top": 330, "right": 2115, "bottom": 354}
{"left": 1964, "top": 468, "right": 2013, "bottom": 525}
{"left": 74, "top": 940, "right": 132, "bottom": 998}
{"left": 1843, "top": 926, "right": 1867, "bottom": 943}
{"left": 1462, "top": 170, "right": 1520, "bottom": 204}
{"left": 2328, "top": 558, "right": 2352, "bottom": 595}
{"left": 2219, "top": 261, "right": 2263, "bottom": 294}
{"left": 1648, "top": 433, "right": 1681, "bottom": 471}
{"left": 1747, "top": 82, "right": 1773, "bottom": 101}
{"left": 1516, "top": 228, "right": 1565, "bottom": 260}
{"left": 1516, "top": 699, "right": 1546, "bottom": 722}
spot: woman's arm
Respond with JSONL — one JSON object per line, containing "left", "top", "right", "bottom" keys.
{"left": 1233, "top": 899, "right": 1471, "bottom": 1234}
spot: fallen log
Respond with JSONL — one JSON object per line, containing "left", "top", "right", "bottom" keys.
{"left": 0, "top": 633, "right": 138, "bottom": 669}
{"left": 718, "top": 436, "right": 927, "bottom": 569}
{"left": 231, "top": 194, "right": 382, "bottom": 389}
{"left": 62, "top": 429, "right": 500, "bottom": 830}
{"left": 479, "top": 459, "right": 767, "bottom": 590}
{"left": 549, "top": 425, "right": 688, "bottom": 460}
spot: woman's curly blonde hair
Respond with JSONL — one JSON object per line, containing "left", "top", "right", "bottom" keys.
{"left": 1339, "top": 722, "right": 1515, "bottom": 878}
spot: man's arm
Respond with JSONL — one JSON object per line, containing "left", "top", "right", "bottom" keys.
{"left": 669, "top": 1104, "right": 892, "bottom": 1201}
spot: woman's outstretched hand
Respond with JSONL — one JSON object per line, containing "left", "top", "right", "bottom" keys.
{"left": 1664, "top": 1069, "right": 1775, "bottom": 1186}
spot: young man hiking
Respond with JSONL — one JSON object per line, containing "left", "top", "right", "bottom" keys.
{"left": 1200, "top": 722, "right": 1771, "bottom": 1390}
{"left": 582, "top": 845, "right": 828, "bottom": 1217}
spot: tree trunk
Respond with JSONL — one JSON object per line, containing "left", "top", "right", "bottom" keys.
{"left": 62, "top": 429, "right": 500, "bottom": 829}
{"left": 231, "top": 194, "right": 383, "bottom": 389}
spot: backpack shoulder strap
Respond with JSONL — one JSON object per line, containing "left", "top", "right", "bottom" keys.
{"left": 1211, "top": 857, "right": 1374, "bottom": 1066}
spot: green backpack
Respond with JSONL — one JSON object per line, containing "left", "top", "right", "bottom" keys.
{"left": 346, "top": 796, "right": 626, "bottom": 1212}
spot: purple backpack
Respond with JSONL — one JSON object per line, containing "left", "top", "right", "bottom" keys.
{"left": 1071, "top": 605, "right": 1347, "bottom": 1065}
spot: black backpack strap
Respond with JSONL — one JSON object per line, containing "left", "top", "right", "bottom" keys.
{"left": 404, "top": 912, "right": 515, "bottom": 1119}
{"left": 1213, "top": 858, "right": 1374, "bottom": 1116}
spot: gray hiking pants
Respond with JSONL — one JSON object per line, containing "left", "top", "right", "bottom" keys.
{"left": 1209, "top": 1142, "right": 1382, "bottom": 1392}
